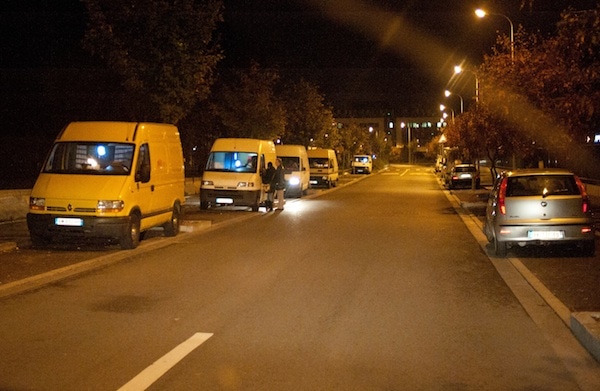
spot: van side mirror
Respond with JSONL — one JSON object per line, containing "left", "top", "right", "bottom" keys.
{"left": 136, "top": 164, "right": 151, "bottom": 183}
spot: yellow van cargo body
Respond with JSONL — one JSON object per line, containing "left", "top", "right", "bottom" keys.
{"left": 27, "top": 121, "right": 185, "bottom": 249}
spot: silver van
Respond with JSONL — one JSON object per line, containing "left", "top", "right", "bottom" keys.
{"left": 483, "top": 169, "right": 595, "bottom": 256}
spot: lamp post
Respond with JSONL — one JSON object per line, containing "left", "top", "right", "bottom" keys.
{"left": 444, "top": 90, "right": 463, "bottom": 114}
{"left": 454, "top": 65, "right": 479, "bottom": 103}
{"left": 475, "top": 8, "right": 514, "bottom": 63}
{"left": 440, "top": 104, "right": 455, "bottom": 124}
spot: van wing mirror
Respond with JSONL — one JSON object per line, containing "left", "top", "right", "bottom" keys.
{"left": 136, "top": 164, "right": 151, "bottom": 183}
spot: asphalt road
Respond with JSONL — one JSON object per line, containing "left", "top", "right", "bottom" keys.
{"left": 0, "top": 165, "right": 599, "bottom": 390}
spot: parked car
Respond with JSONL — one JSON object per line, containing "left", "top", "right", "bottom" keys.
{"left": 447, "top": 164, "right": 480, "bottom": 189}
{"left": 483, "top": 168, "right": 595, "bottom": 257}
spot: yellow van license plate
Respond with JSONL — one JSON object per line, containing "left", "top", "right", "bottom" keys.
{"left": 55, "top": 217, "right": 84, "bottom": 227}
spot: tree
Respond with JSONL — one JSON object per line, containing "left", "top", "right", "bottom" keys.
{"left": 444, "top": 105, "right": 522, "bottom": 179}
{"left": 210, "top": 62, "right": 286, "bottom": 140}
{"left": 477, "top": 7, "right": 600, "bottom": 175}
{"left": 82, "top": 0, "right": 223, "bottom": 123}
{"left": 336, "top": 123, "right": 369, "bottom": 169}
{"left": 279, "top": 79, "right": 335, "bottom": 147}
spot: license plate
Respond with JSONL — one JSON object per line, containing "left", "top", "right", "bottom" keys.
{"left": 216, "top": 197, "right": 234, "bottom": 204}
{"left": 528, "top": 231, "right": 564, "bottom": 239}
{"left": 459, "top": 174, "right": 472, "bottom": 179}
{"left": 55, "top": 217, "right": 83, "bottom": 227}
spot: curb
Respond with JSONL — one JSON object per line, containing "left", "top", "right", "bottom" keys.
{"left": 0, "top": 220, "right": 213, "bottom": 299}
{"left": 0, "top": 241, "right": 17, "bottom": 252}
{"left": 447, "top": 185, "right": 600, "bottom": 364}
{"left": 572, "top": 312, "right": 600, "bottom": 362}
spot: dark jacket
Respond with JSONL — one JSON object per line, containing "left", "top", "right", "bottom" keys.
{"left": 262, "top": 164, "right": 276, "bottom": 192}
{"left": 274, "top": 165, "right": 286, "bottom": 190}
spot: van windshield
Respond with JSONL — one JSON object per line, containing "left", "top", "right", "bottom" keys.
{"left": 353, "top": 156, "right": 370, "bottom": 163}
{"left": 309, "top": 158, "right": 329, "bottom": 168}
{"left": 206, "top": 151, "right": 259, "bottom": 173}
{"left": 42, "top": 142, "right": 135, "bottom": 175}
{"left": 280, "top": 156, "right": 299, "bottom": 171}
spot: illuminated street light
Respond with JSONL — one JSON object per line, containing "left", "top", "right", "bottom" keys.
{"left": 445, "top": 90, "right": 464, "bottom": 113}
{"left": 454, "top": 65, "right": 479, "bottom": 103}
{"left": 475, "top": 8, "right": 514, "bottom": 63}
{"left": 440, "top": 104, "right": 454, "bottom": 124}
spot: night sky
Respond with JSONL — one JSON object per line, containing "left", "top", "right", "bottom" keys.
{"left": 1, "top": 0, "right": 597, "bottom": 116}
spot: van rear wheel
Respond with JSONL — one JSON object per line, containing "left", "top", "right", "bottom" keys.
{"left": 163, "top": 202, "right": 181, "bottom": 237}
{"left": 121, "top": 213, "right": 141, "bottom": 250}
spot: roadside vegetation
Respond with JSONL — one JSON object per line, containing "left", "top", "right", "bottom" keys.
{"left": 441, "top": 6, "right": 600, "bottom": 179}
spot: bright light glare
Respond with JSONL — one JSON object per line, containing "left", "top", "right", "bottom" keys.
{"left": 454, "top": 65, "right": 463, "bottom": 74}
{"left": 475, "top": 9, "right": 487, "bottom": 18}
{"left": 444, "top": 90, "right": 451, "bottom": 97}
{"left": 87, "top": 157, "right": 99, "bottom": 168}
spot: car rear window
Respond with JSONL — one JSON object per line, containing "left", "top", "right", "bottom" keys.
{"left": 506, "top": 175, "right": 579, "bottom": 197}
{"left": 455, "top": 166, "right": 476, "bottom": 172}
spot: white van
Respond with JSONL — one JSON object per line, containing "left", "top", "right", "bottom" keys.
{"left": 275, "top": 144, "right": 310, "bottom": 197}
{"left": 352, "top": 154, "right": 373, "bottom": 174}
{"left": 27, "top": 121, "right": 185, "bottom": 249}
{"left": 307, "top": 148, "right": 339, "bottom": 188}
{"left": 201, "top": 138, "right": 277, "bottom": 211}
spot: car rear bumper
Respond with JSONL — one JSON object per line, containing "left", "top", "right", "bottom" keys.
{"left": 495, "top": 223, "right": 595, "bottom": 243}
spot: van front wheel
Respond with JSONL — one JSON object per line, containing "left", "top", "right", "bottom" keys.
{"left": 121, "top": 213, "right": 141, "bottom": 250}
{"left": 163, "top": 202, "right": 181, "bottom": 237}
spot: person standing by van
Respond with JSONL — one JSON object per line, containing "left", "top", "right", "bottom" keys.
{"left": 274, "top": 158, "right": 286, "bottom": 210}
{"left": 262, "top": 162, "right": 276, "bottom": 211}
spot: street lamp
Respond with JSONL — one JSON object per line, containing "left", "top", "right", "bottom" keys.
{"left": 440, "top": 104, "right": 454, "bottom": 124}
{"left": 475, "top": 8, "right": 514, "bottom": 63}
{"left": 444, "top": 90, "right": 464, "bottom": 114}
{"left": 454, "top": 65, "right": 479, "bottom": 103}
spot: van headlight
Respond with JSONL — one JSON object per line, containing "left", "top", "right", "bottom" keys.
{"left": 97, "top": 200, "right": 124, "bottom": 213}
{"left": 29, "top": 197, "right": 46, "bottom": 211}
{"left": 237, "top": 182, "right": 254, "bottom": 188}
{"left": 289, "top": 176, "right": 300, "bottom": 186}
{"left": 202, "top": 180, "right": 213, "bottom": 186}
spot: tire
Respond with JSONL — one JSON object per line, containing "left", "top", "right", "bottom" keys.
{"left": 251, "top": 195, "right": 260, "bottom": 212}
{"left": 163, "top": 202, "right": 181, "bottom": 237}
{"left": 494, "top": 237, "right": 507, "bottom": 257}
{"left": 483, "top": 222, "right": 494, "bottom": 243}
{"left": 200, "top": 201, "right": 209, "bottom": 210}
{"left": 120, "top": 213, "right": 141, "bottom": 250}
{"left": 581, "top": 240, "right": 595, "bottom": 257}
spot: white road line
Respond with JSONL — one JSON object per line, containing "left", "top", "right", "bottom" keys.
{"left": 117, "top": 332, "right": 213, "bottom": 391}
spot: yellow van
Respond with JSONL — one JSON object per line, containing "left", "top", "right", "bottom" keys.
{"left": 27, "top": 121, "right": 185, "bottom": 249}
{"left": 201, "top": 138, "right": 277, "bottom": 211}
{"left": 351, "top": 154, "right": 373, "bottom": 174}
{"left": 307, "top": 148, "right": 339, "bottom": 188}
{"left": 275, "top": 144, "right": 310, "bottom": 197}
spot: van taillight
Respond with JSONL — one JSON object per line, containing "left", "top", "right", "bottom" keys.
{"left": 498, "top": 178, "right": 508, "bottom": 215}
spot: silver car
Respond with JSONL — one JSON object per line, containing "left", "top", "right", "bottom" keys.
{"left": 483, "top": 169, "right": 595, "bottom": 256}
